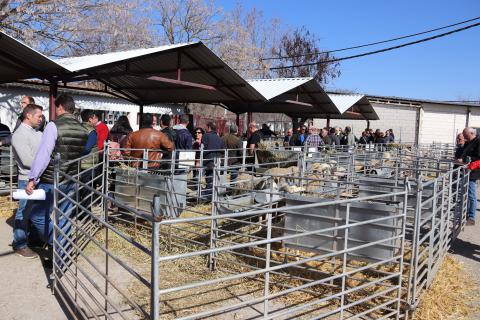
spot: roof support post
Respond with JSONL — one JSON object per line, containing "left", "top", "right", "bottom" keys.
{"left": 177, "top": 50, "right": 182, "bottom": 80}
{"left": 139, "top": 104, "right": 144, "bottom": 126}
{"left": 326, "top": 115, "right": 331, "bottom": 129}
{"left": 236, "top": 113, "right": 240, "bottom": 127}
{"left": 247, "top": 112, "right": 253, "bottom": 125}
{"left": 366, "top": 119, "right": 370, "bottom": 130}
{"left": 49, "top": 82, "right": 58, "bottom": 121}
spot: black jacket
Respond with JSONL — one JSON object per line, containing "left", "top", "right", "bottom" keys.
{"left": 462, "top": 137, "right": 480, "bottom": 180}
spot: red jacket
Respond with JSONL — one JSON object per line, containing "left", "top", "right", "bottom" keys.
{"left": 469, "top": 160, "right": 480, "bottom": 171}
{"left": 96, "top": 122, "right": 109, "bottom": 152}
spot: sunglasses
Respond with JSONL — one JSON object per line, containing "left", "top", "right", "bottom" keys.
{"left": 195, "top": 131, "right": 202, "bottom": 134}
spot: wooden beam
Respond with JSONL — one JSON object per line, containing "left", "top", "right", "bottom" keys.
{"left": 147, "top": 76, "right": 216, "bottom": 91}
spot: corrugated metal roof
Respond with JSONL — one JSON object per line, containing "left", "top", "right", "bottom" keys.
{"left": 294, "top": 93, "right": 379, "bottom": 120}
{"left": 56, "top": 42, "right": 266, "bottom": 105}
{"left": 56, "top": 43, "right": 194, "bottom": 72}
{"left": 247, "top": 78, "right": 313, "bottom": 100}
{"left": 0, "top": 31, "right": 68, "bottom": 81}
{"left": 327, "top": 93, "right": 364, "bottom": 114}
{"left": 225, "top": 77, "right": 340, "bottom": 116}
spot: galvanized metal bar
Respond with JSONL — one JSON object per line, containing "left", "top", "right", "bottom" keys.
{"left": 151, "top": 195, "right": 161, "bottom": 320}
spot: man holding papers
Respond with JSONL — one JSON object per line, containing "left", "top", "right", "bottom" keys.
{"left": 11, "top": 103, "right": 43, "bottom": 258}
{"left": 25, "top": 94, "right": 87, "bottom": 252}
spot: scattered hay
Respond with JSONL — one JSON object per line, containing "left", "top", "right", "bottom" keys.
{"left": 0, "top": 195, "right": 17, "bottom": 218}
{"left": 414, "top": 255, "right": 480, "bottom": 320}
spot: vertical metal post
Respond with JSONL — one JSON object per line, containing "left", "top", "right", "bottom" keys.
{"left": 52, "top": 153, "right": 61, "bottom": 295}
{"left": 407, "top": 176, "right": 423, "bottom": 309}
{"left": 139, "top": 104, "right": 144, "bottom": 128}
{"left": 241, "top": 145, "right": 246, "bottom": 172}
{"left": 236, "top": 113, "right": 240, "bottom": 128}
{"left": 198, "top": 145, "right": 204, "bottom": 200}
{"left": 263, "top": 176, "right": 274, "bottom": 318}
{"left": 151, "top": 195, "right": 161, "bottom": 320}
{"left": 426, "top": 179, "right": 437, "bottom": 285}
{"left": 9, "top": 146, "right": 13, "bottom": 197}
{"left": 103, "top": 144, "right": 110, "bottom": 317}
{"left": 49, "top": 83, "right": 58, "bottom": 121}
{"left": 339, "top": 203, "right": 350, "bottom": 320}
{"left": 247, "top": 112, "right": 253, "bottom": 125}
{"left": 209, "top": 162, "right": 219, "bottom": 271}
{"left": 396, "top": 180, "right": 409, "bottom": 320}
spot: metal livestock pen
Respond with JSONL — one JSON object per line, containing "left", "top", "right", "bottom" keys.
{"left": 49, "top": 143, "right": 468, "bottom": 319}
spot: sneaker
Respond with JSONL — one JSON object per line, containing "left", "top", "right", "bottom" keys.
{"left": 14, "top": 247, "right": 39, "bottom": 259}
{"left": 466, "top": 218, "right": 476, "bottom": 226}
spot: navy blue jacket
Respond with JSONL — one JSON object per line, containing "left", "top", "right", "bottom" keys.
{"left": 202, "top": 131, "right": 225, "bottom": 162}
{"left": 173, "top": 125, "right": 193, "bottom": 150}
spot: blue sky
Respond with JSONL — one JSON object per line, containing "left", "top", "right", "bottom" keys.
{"left": 217, "top": 0, "right": 480, "bottom": 101}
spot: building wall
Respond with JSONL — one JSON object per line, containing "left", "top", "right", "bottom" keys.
{"left": 419, "top": 103, "right": 467, "bottom": 144}
{"left": 313, "top": 102, "right": 418, "bottom": 143}
{"left": 468, "top": 107, "right": 480, "bottom": 129}
{"left": 0, "top": 85, "right": 184, "bottom": 131}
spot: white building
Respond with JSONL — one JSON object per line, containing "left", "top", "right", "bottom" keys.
{"left": 0, "top": 83, "right": 184, "bottom": 131}
{"left": 314, "top": 95, "right": 479, "bottom": 144}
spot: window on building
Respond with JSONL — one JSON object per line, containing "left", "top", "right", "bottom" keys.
{"left": 105, "top": 111, "right": 128, "bottom": 125}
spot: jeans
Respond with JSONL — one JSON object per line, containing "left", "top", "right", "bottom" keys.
{"left": 204, "top": 161, "right": 214, "bottom": 199}
{"left": 12, "top": 180, "right": 29, "bottom": 249}
{"left": 29, "top": 182, "right": 75, "bottom": 246}
{"left": 468, "top": 180, "right": 477, "bottom": 220}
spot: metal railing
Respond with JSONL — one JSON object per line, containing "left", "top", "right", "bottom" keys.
{"left": 50, "top": 143, "right": 468, "bottom": 319}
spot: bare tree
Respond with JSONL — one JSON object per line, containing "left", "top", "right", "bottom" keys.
{"left": 153, "top": 0, "right": 222, "bottom": 44}
{"left": 0, "top": 0, "right": 154, "bottom": 57}
{"left": 270, "top": 27, "right": 340, "bottom": 83}
{"left": 214, "top": 4, "right": 280, "bottom": 79}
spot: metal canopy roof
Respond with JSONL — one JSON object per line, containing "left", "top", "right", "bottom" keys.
{"left": 55, "top": 42, "right": 266, "bottom": 105}
{"left": 224, "top": 77, "right": 340, "bottom": 115}
{"left": 291, "top": 93, "right": 379, "bottom": 120}
{"left": 0, "top": 31, "right": 68, "bottom": 82}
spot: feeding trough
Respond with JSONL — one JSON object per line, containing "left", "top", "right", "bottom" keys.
{"left": 282, "top": 193, "right": 403, "bottom": 261}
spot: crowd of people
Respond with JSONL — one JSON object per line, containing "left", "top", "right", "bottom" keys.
{"left": 283, "top": 125, "right": 395, "bottom": 147}
{"left": 5, "top": 93, "right": 477, "bottom": 263}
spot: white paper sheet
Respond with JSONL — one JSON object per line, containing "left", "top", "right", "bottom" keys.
{"left": 12, "top": 189, "right": 46, "bottom": 200}
{"left": 178, "top": 151, "right": 196, "bottom": 169}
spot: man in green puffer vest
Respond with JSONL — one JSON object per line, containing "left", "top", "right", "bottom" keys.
{"left": 25, "top": 94, "right": 87, "bottom": 251}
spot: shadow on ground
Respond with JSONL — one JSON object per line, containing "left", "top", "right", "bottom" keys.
{"left": 450, "top": 238, "right": 480, "bottom": 263}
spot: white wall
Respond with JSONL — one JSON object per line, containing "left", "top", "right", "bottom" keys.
{"left": 0, "top": 84, "right": 184, "bottom": 131}
{"left": 468, "top": 107, "right": 480, "bottom": 129}
{"left": 419, "top": 103, "right": 467, "bottom": 144}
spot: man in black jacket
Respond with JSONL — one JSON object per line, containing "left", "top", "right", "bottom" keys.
{"left": 202, "top": 122, "right": 225, "bottom": 199}
{"left": 460, "top": 127, "right": 480, "bottom": 225}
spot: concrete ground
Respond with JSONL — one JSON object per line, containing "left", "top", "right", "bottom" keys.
{"left": 449, "top": 220, "right": 480, "bottom": 317}
{"left": 0, "top": 217, "right": 69, "bottom": 320}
